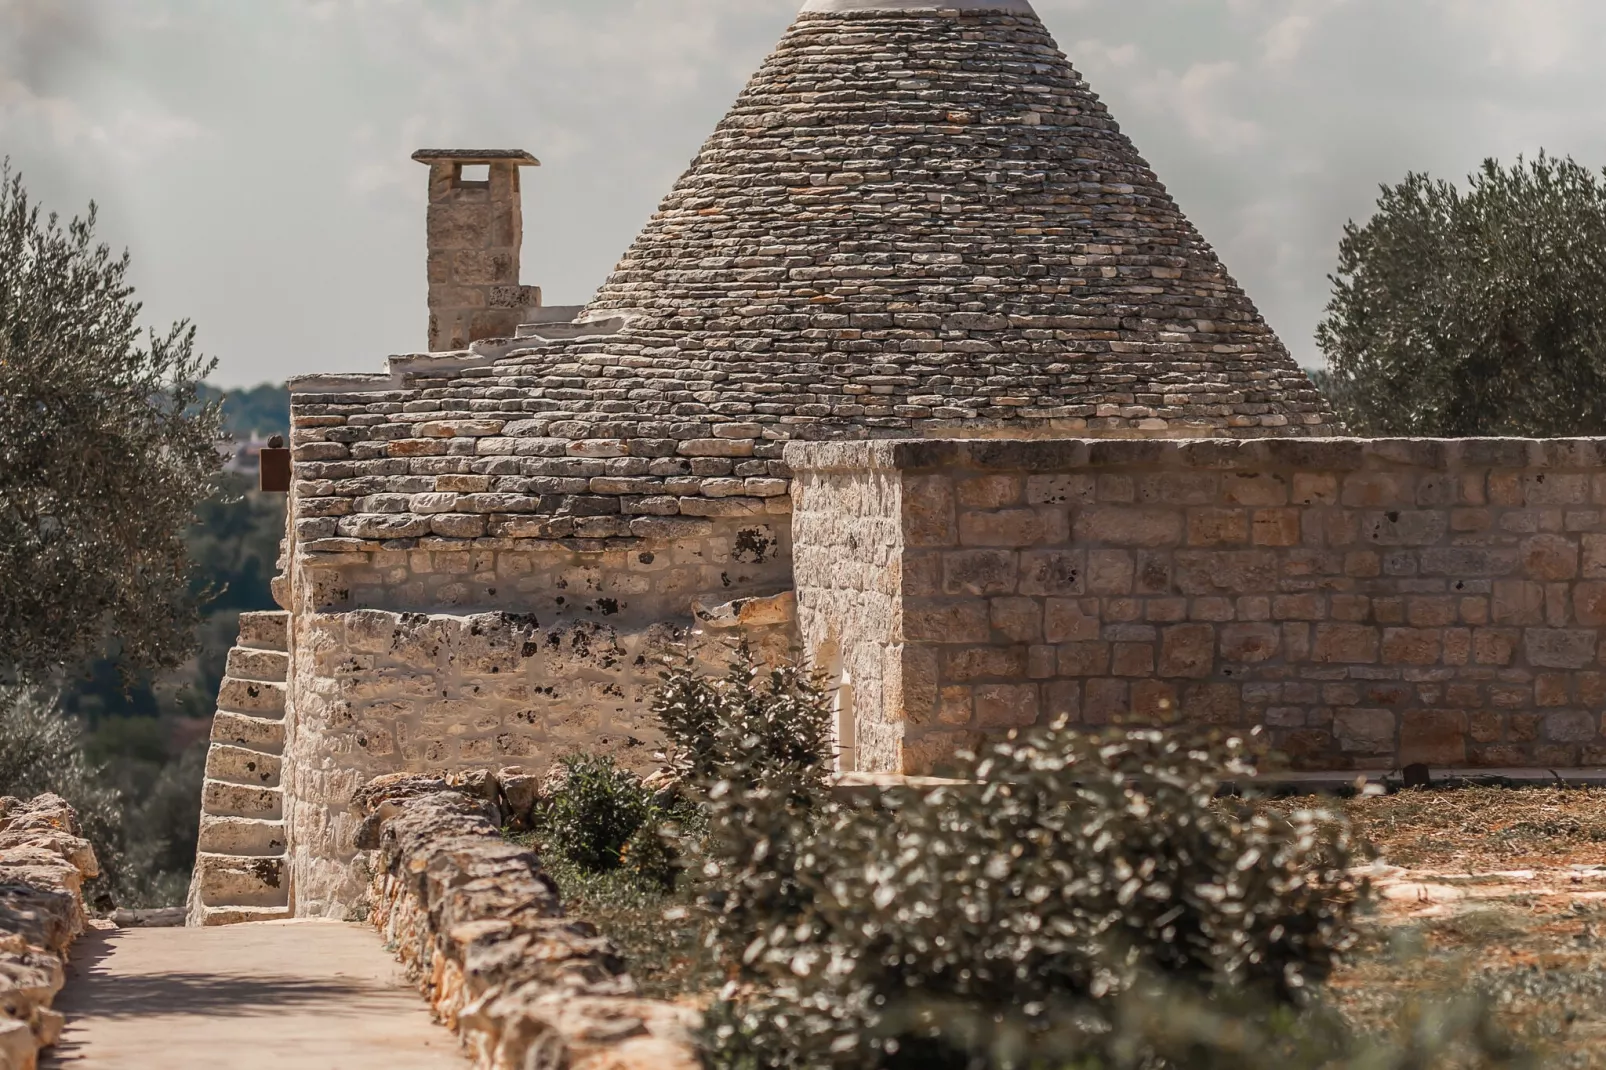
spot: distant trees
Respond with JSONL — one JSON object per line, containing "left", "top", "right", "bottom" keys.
{"left": 199, "top": 382, "right": 290, "bottom": 440}
{"left": 0, "top": 163, "right": 223, "bottom": 684}
{"left": 1318, "top": 154, "right": 1606, "bottom": 437}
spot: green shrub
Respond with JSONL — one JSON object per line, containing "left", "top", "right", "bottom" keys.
{"left": 542, "top": 753, "right": 657, "bottom": 875}
{"left": 652, "top": 647, "right": 835, "bottom": 957}
{"left": 696, "top": 725, "right": 1370, "bottom": 1069}
{"left": 653, "top": 645, "right": 835, "bottom": 790}
{"left": 0, "top": 688, "right": 128, "bottom": 907}
{"left": 703, "top": 980, "right": 1531, "bottom": 1070}
{"left": 620, "top": 812, "right": 679, "bottom": 889}
{"left": 636, "top": 656, "right": 1534, "bottom": 1067}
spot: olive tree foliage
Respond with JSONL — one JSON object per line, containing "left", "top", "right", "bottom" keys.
{"left": 1318, "top": 154, "right": 1606, "bottom": 437}
{"left": 0, "top": 163, "right": 223, "bottom": 683}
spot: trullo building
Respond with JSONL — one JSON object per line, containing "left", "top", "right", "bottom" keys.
{"left": 194, "top": 0, "right": 1606, "bottom": 924}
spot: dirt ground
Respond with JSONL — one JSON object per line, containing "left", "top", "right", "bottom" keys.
{"left": 1294, "top": 787, "right": 1606, "bottom": 1066}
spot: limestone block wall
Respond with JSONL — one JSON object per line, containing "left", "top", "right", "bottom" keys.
{"left": 788, "top": 438, "right": 1606, "bottom": 775}
{"left": 792, "top": 466, "right": 904, "bottom": 773}
{"left": 322, "top": 519, "right": 793, "bottom": 620}
{"left": 282, "top": 519, "right": 798, "bottom": 917}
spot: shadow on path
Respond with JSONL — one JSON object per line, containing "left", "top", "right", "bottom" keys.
{"left": 43, "top": 923, "right": 465, "bottom": 1068}
{"left": 56, "top": 970, "right": 374, "bottom": 1019}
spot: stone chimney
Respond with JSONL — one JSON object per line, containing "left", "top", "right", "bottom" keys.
{"left": 413, "top": 149, "right": 541, "bottom": 352}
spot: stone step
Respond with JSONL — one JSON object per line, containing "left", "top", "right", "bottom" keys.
{"left": 210, "top": 711, "right": 286, "bottom": 752}
{"left": 197, "top": 816, "right": 287, "bottom": 857}
{"left": 193, "top": 853, "right": 288, "bottom": 909}
{"left": 204, "top": 744, "right": 282, "bottom": 789}
{"left": 237, "top": 611, "right": 289, "bottom": 652}
{"left": 196, "top": 904, "right": 294, "bottom": 927}
{"left": 217, "top": 677, "right": 286, "bottom": 716}
{"left": 201, "top": 780, "right": 283, "bottom": 820}
{"left": 226, "top": 646, "right": 289, "bottom": 683}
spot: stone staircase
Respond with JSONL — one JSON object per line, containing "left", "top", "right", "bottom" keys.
{"left": 185, "top": 611, "right": 292, "bottom": 926}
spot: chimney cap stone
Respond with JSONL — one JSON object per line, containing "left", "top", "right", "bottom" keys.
{"left": 412, "top": 149, "right": 541, "bottom": 166}
{"left": 799, "top": 0, "right": 1036, "bottom": 11}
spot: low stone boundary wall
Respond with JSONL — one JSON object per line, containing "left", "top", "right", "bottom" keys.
{"left": 0, "top": 794, "right": 99, "bottom": 1070}
{"left": 354, "top": 774, "right": 700, "bottom": 1070}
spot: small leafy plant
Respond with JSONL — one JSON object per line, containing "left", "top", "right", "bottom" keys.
{"left": 653, "top": 644, "right": 835, "bottom": 790}
{"left": 541, "top": 753, "right": 654, "bottom": 874}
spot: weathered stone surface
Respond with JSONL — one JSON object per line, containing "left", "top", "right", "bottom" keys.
{"left": 187, "top": 614, "right": 295, "bottom": 927}
{"left": 357, "top": 777, "right": 699, "bottom": 1070}
{"left": 284, "top": 593, "right": 798, "bottom": 916}
{"left": 286, "top": 5, "right": 1335, "bottom": 584}
{"left": 789, "top": 437, "right": 1606, "bottom": 773}
{"left": 0, "top": 794, "right": 99, "bottom": 1068}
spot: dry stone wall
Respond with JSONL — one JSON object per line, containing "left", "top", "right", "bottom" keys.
{"left": 789, "top": 438, "right": 1606, "bottom": 774}
{"left": 356, "top": 775, "right": 699, "bottom": 1070}
{"left": 284, "top": 595, "right": 796, "bottom": 917}
{"left": 287, "top": 384, "right": 796, "bottom": 577}
{"left": 0, "top": 794, "right": 99, "bottom": 1070}
{"left": 580, "top": 7, "right": 1333, "bottom": 438}
{"left": 283, "top": 389, "right": 803, "bottom": 916}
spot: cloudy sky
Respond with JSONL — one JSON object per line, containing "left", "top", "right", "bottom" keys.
{"left": 3, "top": 0, "right": 1603, "bottom": 387}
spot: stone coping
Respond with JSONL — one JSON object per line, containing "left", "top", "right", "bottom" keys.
{"left": 800, "top": 0, "right": 1036, "bottom": 11}
{"left": 833, "top": 769, "right": 1606, "bottom": 794}
{"left": 288, "top": 351, "right": 498, "bottom": 396}
{"left": 784, "top": 436, "right": 1606, "bottom": 473}
{"left": 355, "top": 774, "right": 700, "bottom": 1070}
{"left": 411, "top": 149, "right": 540, "bottom": 165}
{"left": 0, "top": 794, "right": 100, "bottom": 1067}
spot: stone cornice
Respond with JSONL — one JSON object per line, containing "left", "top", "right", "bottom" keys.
{"left": 800, "top": 0, "right": 1036, "bottom": 11}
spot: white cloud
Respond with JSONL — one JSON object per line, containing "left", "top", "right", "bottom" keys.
{"left": 1134, "top": 60, "right": 1263, "bottom": 153}
{"left": 1434, "top": 0, "right": 1592, "bottom": 75}
{"left": 0, "top": 76, "right": 204, "bottom": 165}
{"left": 1069, "top": 38, "right": 1139, "bottom": 72}
{"left": 1261, "top": 12, "right": 1316, "bottom": 68}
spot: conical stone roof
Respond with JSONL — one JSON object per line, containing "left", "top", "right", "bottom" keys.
{"left": 500, "top": 0, "right": 1334, "bottom": 438}
{"left": 291, "top": 1, "right": 1340, "bottom": 556}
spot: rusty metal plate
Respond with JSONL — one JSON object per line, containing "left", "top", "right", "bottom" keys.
{"left": 259, "top": 448, "right": 291, "bottom": 493}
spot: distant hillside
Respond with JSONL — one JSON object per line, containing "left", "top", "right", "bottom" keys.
{"left": 199, "top": 383, "right": 290, "bottom": 439}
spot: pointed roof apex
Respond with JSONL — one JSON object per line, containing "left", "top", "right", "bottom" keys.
{"left": 564, "top": 0, "right": 1335, "bottom": 437}
{"left": 800, "top": 0, "right": 1035, "bottom": 11}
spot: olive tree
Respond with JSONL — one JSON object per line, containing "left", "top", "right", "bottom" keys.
{"left": 0, "top": 163, "right": 223, "bottom": 684}
{"left": 1318, "top": 154, "right": 1606, "bottom": 437}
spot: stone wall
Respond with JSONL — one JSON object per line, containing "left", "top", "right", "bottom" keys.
{"left": 283, "top": 526, "right": 798, "bottom": 915}
{"left": 355, "top": 775, "right": 699, "bottom": 1070}
{"left": 0, "top": 794, "right": 99, "bottom": 1069}
{"left": 792, "top": 466, "right": 905, "bottom": 773}
{"left": 311, "top": 518, "right": 794, "bottom": 620}
{"left": 788, "top": 438, "right": 1606, "bottom": 774}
